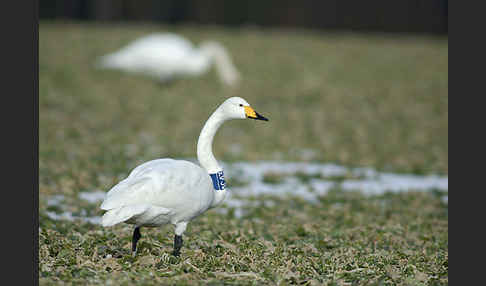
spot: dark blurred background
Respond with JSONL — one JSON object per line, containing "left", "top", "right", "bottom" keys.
{"left": 40, "top": 0, "right": 448, "bottom": 34}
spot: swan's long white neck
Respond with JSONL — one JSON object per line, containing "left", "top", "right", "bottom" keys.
{"left": 197, "top": 107, "right": 226, "bottom": 173}
{"left": 197, "top": 106, "right": 228, "bottom": 207}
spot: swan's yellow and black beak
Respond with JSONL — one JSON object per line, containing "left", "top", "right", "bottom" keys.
{"left": 244, "top": 106, "right": 269, "bottom": 121}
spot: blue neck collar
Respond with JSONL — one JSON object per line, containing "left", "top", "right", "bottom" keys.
{"left": 209, "top": 171, "right": 226, "bottom": 190}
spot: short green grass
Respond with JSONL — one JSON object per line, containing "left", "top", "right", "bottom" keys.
{"left": 39, "top": 21, "right": 448, "bottom": 285}
{"left": 40, "top": 190, "right": 447, "bottom": 285}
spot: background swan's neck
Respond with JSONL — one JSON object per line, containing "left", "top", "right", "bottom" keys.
{"left": 197, "top": 107, "right": 226, "bottom": 174}
{"left": 200, "top": 42, "right": 240, "bottom": 86}
{"left": 184, "top": 52, "right": 212, "bottom": 76}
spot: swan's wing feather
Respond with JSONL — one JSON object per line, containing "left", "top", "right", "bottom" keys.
{"left": 101, "top": 204, "right": 148, "bottom": 227}
{"left": 100, "top": 159, "right": 200, "bottom": 211}
{"left": 101, "top": 204, "right": 172, "bottom": 227}
{"left": 100, "top": 176, "right": 153, "bottom": 210}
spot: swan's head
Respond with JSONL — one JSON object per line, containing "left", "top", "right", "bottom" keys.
{"left": 220, "top": 97, "right": 269, "bottom": 121}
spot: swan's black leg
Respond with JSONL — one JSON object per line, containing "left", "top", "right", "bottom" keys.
{"left": 132, "top": 227, "right": 142, "bottom": 256}
{"left": 172, "top": 235, "right": 183, "bottom": 256}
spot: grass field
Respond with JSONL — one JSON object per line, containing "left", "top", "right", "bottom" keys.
{"left": 39, "top": 21, "right": 448, "bottom": 285}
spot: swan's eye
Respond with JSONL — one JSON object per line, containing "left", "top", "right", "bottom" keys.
{"left": 239, "top": 104, "right": 243, "bottom": 107}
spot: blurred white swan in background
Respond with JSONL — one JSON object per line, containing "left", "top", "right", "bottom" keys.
{"left": 96, "top": 33, "right": 240, "bottom": 86}
{"left": 100, "top": 97, "right": 268, "bottom": 256}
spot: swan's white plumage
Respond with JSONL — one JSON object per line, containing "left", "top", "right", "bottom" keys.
{"left": 96, "top": 33, "right": 240, "bottom": 86}
{"left": 101, "top": 159, "right": 214, "bottom": 227}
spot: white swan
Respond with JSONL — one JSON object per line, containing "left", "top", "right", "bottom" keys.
{"left": 96, "top": 33, "right": 240, "bottom": 86}
{"left": 100, "top": 97, "right": 268, "bottom": 256}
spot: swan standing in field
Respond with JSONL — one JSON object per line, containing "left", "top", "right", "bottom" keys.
{"left": 100, "top": 97, "right": 268, "bottom": 256}
{"left": 96, "top": 33, "right": 240, "bottom": 86}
